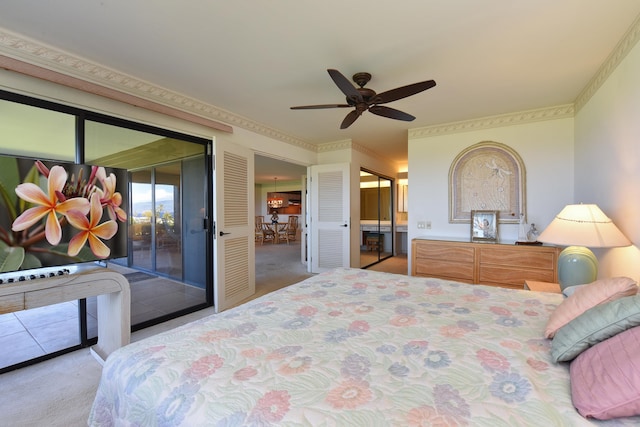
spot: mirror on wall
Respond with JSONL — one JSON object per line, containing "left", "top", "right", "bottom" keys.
{"left": 360, "top": 170, "right": 393, "bottom": 268}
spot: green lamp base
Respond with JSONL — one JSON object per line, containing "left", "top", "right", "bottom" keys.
{"left": 558, "top": 246, "right": 598, "bottom": 291}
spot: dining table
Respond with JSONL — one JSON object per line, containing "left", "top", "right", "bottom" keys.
{"left": 263, "top": 222, "right": 287, "bottom": 243}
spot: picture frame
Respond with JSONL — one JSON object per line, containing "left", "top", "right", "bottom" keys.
{"left": 470, "top": 210, "right": 499, "bottom": 242}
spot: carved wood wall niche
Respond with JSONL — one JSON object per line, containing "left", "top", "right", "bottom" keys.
{"left": 449, "top": 141, "right": 526, "bottom": 224}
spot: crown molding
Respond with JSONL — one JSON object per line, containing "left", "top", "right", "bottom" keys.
{"left": 575, "top": 14, "right": 640, "bottom": 111}
{"left": 409, "top": 104, "right": 575, "bottom": 139}
{"left": 316, "top": 139, "right": 353, "bottom": 153}
{"left": 0, "top": 28, "right": 316, "bottom": 152}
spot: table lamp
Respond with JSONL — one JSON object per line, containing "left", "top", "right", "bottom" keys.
{"left": 537, "top": 204, "right": 631, "bottom": 291}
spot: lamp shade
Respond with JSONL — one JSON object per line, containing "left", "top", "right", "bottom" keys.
{"left": 537, "top": 204, "right": 630, "bottom": 290}
{"left": 537, "top": 204, "right": 630, "bottom": 248}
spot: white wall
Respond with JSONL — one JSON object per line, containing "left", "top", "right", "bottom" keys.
{"left": 574, "top": 38, "right": 640, "bottom": 282}
{"left": 407, "top": 117, "right": 574, "bottom": 269}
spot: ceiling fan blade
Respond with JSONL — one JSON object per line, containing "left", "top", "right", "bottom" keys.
{"left": 373, "top": 80, "right": 436, "bottom": 104}
{"left": 340, "top": 110, "right": 361, "bottom": 129}
{"left": 369, "top": 105, "right": 415, "bottom": 121}
{"left": 290, "top": 104, "right": 351, "bottom": 110}
{"left": 327, "top": 69, "right": 363, "bottom": 103}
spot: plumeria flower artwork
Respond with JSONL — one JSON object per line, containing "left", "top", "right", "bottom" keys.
{"left": 0, "top": 157, "right": 127, "bottom": 273}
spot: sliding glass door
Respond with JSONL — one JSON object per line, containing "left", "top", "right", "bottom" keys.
{"left": 86, "top": 121, "right": 209, "bottom": 327}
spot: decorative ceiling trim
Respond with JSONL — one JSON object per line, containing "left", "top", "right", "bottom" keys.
{"left": 409, "top": 104, "right": 575, "bottom": 139}
{"left": 0, "top": 28, "right": 316, "bottom": 151}
{"left": 317, "top": 139, "right": 353, "bottom": 153}
{"left": 575, "top": 14, "right": 640, "bottom": 112}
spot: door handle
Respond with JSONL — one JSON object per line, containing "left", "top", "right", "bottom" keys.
{"left": 341, "top": 224, "right": 348, "bottom": 227}
{"left": 219, "top": 231, "right": 231, "bottom": 236}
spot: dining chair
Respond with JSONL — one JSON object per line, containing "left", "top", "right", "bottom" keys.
{"left": 276, "top": 223, "right": 290, "bottom": 244}
{"left": 261, "top": 222, "right": 276, "bottom": 243}
{"left": 255, "top": 219, "right": 264, "bottom": 244}
{"left": 286, "top": 216, "right": 298, "bottom": 241}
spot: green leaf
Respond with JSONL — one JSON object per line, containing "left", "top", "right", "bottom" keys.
{"left": 20, "top": 253, "right": 42, "bottom": 270}
{"left": 50, "top": 243, "right": 95, "bottom": 261}
{"left": 0, "top": 156, "right": 20, "bottom": 220}
{"left": 0, "top": 242, "right": 25, "bottom": 272}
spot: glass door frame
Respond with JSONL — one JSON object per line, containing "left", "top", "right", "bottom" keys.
{"left": 360, "top": 168, "right": 394, "bottom": 268}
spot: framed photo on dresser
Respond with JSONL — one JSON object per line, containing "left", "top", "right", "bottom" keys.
{"left": 471, "top": 210, "right": 498, "bottom": 242}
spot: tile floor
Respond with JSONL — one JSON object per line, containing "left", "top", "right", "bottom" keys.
{"left": 0, "top": 271, "right": 206, "bottom": 370}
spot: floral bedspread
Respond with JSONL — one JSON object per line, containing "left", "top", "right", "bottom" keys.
{"left": 89, "top": 268, "right": 639, "bottom": 426}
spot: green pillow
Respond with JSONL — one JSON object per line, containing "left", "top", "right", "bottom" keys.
{"left": 551, "top": 293, "right": 640, "bottom": 363}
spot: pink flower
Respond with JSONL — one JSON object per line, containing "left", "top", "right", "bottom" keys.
{"left": 95, "top": 167, "right": 127, "bottom": 222}
{"left": 186, "top": 354, "right": 224, "bottom": 380}
{"left": 407, "top": 405, "right": 464, "bottom": 427}
{"left": 439, "top": 325, "right": 467, "bottom": 338}
{"left": 349, "top": 320, "right": 370, "bottom": 333}
{"left": 277, "top": 356, "right": 312, "bottom": 375}
{"left": 325, "top": 379, "right": 372, "bottom": 409}
{"left": 66, "top": 193, "right": 117, "bottom": 258}
{"left": 297, "top": 306, "right": 318, "bottom": 317}
{"left": 390, "top": 315, "right": 417, "bottom": 327}
{"left": 489, "top": 306, "right": 512, "bottom": 316}
{"left": 500, "top": 340, "right": 522, "bottom": 350}
{"left": 249, "top": 390, "right": 291, "bottom": 423}
{"left": 526, "top": 358, "right": 549, "bottom": 371}
{"left": 476, "top": 348, "right": 510, "bottom": 372}
{"left": 234, "top": 366, "right": 258, "bottom": 381}
{"left": 241, "top": 348, "right": 265, "bottom": 358}
{"left": 355, "top": 305, "right": 374, "bottom": 313}
{"left": 12, "top": 165, "right": 90, "bottom": 245}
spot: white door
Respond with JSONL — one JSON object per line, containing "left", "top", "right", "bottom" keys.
{"left": 309, "top": 163, "right": 350, "bottom": 273}
{"left": 212, "top": 140, "right": 255, "bottom": 312}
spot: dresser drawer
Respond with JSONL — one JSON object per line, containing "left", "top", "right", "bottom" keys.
{"left": 415, "top": 243, "right": 475, "bottom": 263}
{"left": 480, "top": 266, "right": 555, "bottom": 286}
{"left": 414, "top": 259, "right": 474, "bottom": 282}
{"left": 478, "top": 247, "right": 556, "bottom": 269}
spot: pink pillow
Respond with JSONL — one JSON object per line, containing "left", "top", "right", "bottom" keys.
{"left": 570, "top": 326, "right": 640, "bottom": 419}
{"left": 545, "top": 277, "right": 637, "bottom": 338}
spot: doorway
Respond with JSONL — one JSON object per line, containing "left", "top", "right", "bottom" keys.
{"left": 254, "top": 155, "right": 309, "bottom": 295}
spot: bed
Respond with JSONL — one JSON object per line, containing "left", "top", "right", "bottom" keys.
{"left": 89, "top": 268, "right": 640, "bottom": 426}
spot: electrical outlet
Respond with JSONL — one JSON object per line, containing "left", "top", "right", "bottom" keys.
{"left": 417, "top": 221, "right": 426, "bottom": 229}
{"left": 426, "top": 221, "right": 432, "bottom": 229}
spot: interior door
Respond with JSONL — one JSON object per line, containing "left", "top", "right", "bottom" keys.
{"left": 212, "top": 140, "right": 255, "bottom": 312}
{"left": 309, "top": 163, "right": 350, "bottom": 273}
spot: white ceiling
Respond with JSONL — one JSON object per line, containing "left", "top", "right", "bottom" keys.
{"left": 1, "top": 1, "right": 639, "bottom": 182}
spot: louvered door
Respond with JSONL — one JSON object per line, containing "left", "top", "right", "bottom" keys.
{"left": 212, "top": 140, "right": 255, "bottom": 312}
{"left": 309, "top": 163, "right": 350, "bottom": 273}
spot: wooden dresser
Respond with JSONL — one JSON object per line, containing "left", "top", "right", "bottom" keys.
{"left": 411, "top": 238, "right": 560, "bottom": 289}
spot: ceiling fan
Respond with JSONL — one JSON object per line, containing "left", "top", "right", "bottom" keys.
{"left": 291, "top": 69, "right": 436, "bottom": 129}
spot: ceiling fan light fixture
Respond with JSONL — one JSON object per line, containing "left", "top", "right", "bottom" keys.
{"left": 290, "top": 68, "right": 436, "bottom": 129}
